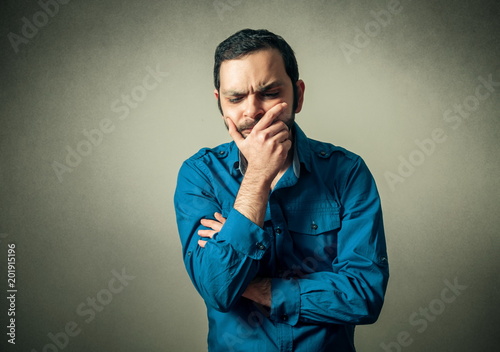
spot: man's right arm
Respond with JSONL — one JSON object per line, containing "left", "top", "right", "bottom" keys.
{"left": 174, "top": 160, "right": 270, "bottom": 312}
{"left": 228, "top": 102, "right": 291, "bottom": 227}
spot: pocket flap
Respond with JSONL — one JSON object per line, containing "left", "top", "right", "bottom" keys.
{"left": 287, "top": 202, "right": 340, "bottom": 235}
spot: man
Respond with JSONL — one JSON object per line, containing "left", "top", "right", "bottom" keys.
{"left": 174, "top": 29, "right": 389, "bottom": 351}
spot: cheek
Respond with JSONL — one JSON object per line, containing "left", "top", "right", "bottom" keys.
{"left": 220, "top": 106, "right": 242, "bottom": 128}
{"left": 221, "top": 105, "right": 239, "bottom": 120}
{"left": 220, "top": 100, "right": 237, "bottom": 115}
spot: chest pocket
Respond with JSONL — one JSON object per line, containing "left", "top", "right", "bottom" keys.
{"left": 285, "top": 200, "right": 341, "bottom": 235}
{"left": 283, "top": 200, "right": 341, "bottom": 271}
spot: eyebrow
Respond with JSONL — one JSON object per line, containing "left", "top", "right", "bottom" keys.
{"left": 221, "top": 81, "right": 284, "bottom": 96}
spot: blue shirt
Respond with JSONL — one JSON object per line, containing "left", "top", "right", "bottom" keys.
{"left": 174, "top": 123, "right": 389, "bottom": 351}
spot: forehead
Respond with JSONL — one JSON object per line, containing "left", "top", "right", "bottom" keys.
{"left": 219, "top": 49, "right": 289, "bottom": 90}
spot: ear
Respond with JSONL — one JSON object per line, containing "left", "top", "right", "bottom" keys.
{"left": 214, "top": 89, "right": 224, "bottom": 117}
{"left": 294, "top": 80, "right": 305, "bottom": 113}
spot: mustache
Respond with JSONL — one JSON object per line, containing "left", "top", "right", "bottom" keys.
{"left": 235, "top": 116, "right": 295, "bottom": 134}
{"left": 237, "top": 120, "right": 259, "bottom": 133}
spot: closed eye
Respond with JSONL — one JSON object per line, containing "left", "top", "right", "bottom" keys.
{"left": 228, "top": 96, "right": 243, "bottom": 103}
{"left": 262, "top": 92, "right": 279, "bottom": 98}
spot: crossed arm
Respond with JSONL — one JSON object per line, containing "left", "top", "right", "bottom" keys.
{"left": 198, "top": 213, "right": 272, "bottom": 307}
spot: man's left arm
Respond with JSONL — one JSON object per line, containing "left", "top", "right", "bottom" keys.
{"left": 269, "top": 156, "right": 389, "bottom": 326}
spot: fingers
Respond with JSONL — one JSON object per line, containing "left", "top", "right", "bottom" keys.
{"left": 200, "top": 218, "right": 223, "bottom": 232}
{"left": 198, "top": 213, "right": 226, "bottom": 247}
{"left": 265, "top": 120, "right": 290, "bottom": 140}
{"left": 253, "top": 102, "right": 287, "bottom": 132}
{"left": 197, "top": 229, "right": 217, "bottom": 238}
{"left": 225, "top": 102, "right": 287, "bottom": 144}
{"left": 226, "top": 117, "right": 244, "bottom": 145}
{"left": 282, "top": 139, "right": 292, "bottom": 153}
{"left": 214, "top": 212, "right": 226, "bottom": 224}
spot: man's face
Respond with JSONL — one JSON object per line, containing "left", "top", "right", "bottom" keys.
{"left": 215, "top": 49, "right": 304, "bottom": 137}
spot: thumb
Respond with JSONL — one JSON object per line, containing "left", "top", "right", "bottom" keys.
{"left": 225, "top": 117, "right": 244, "bottom": 145}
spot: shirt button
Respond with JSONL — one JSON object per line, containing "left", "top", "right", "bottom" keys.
{"left": 311, "top": 223, "right": 318, "bottom": 230}
{"left": 256, "top": 243, "right": 266, "bottom": 250}
{"left": 281, "top": 314, "right": 288, "bottom": 321}
{"left": 219, "top": 151, "right": 224, "bottom": 155}
{"left": 275, "top": 227, "right": 282, "bottom": 234}
{"left": 320, "top": 151, "right": 326, "bottom": 156}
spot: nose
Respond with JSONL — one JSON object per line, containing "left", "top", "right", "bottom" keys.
{"left": 243, "top": 95, "right": 265, "bottom": 120}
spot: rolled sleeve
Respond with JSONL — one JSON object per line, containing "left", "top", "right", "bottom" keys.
{"left": 215, "top": 208, "right": 272, "bottom": 260}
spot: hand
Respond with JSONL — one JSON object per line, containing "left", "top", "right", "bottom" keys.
{"left": 197, "top": 212, "right": 226, "bottom": 248}
{"left": 243, "top": 277, "right": 271, "bottom": 308}
{"left": 226, "top": 102, "right": 292, "bottom": 182}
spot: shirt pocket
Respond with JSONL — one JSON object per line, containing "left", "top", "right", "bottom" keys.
{"left": 284, "top": 200, "right": 341, "bottom": 271}
{"left": 286, "top": 200, "right": 341, "bottom": 235}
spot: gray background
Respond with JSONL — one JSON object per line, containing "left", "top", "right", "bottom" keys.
{"left": 1, "top": 0, "right": 499, "bottom": 351}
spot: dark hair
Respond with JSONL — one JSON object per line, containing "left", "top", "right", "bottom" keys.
{"left": 213, "top": 29, "right": 300, "bottom": 112}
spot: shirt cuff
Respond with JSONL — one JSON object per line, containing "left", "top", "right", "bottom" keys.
{"left": 214, "top": 208, "right": 271, "bottom": 260}
{"left": 270, "top": 278, "right": 300, "bottom": 326}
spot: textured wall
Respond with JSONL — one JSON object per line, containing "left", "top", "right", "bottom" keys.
{"left": 1, "top": 0, "right": 499, "bottom": 351}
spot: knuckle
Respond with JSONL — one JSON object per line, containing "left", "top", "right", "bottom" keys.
{"left": 256, "top": 133, "right": 267, "bottom": 143}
